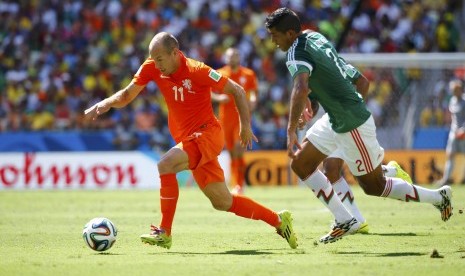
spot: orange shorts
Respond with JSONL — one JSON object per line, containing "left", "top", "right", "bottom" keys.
{"left": 181, "top": 120, "right": 225, "bottom": 188}
{"left": 221, "top": 120, "right": 240, "bottom": 151}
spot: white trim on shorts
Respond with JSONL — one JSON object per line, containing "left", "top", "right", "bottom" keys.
{"left": 306, "top": 114, "right": 384, "bottom": 176}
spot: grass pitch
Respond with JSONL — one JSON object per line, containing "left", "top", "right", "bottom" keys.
{"left": 1, "top": 185, "right": 464, "bottom": 276}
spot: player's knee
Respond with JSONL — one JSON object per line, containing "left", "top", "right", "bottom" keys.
{"left": 290, "top": 159, "right": 302, "bottom": 176}
{"left": 358, "top": 180, "right": 384, "bottom": 196}
{"left": 157, "top": 156, "right": 175, "bottom": 174}
{"left": 210, "top": 198, "right": 230, "bottom": 211}
{"left": 324, "top": 171, "right": 340, "bottom": 183}
{"left": 290, "top": 159, "right": 316, "bottom": 179}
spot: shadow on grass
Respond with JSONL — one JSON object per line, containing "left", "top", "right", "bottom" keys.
{"left": 366, "top": 232, "right": 418, "bottom": 237}
{"left": 217, "top": 250, "right": 274, "bottom": 255}
{"left": 336, "top": 251, "right": 426, "bottom": 257}
{"left": 149, "top": 249, "right": 275, "bottom": 256}
{"left": 95, "top": 252, "right": 125, "bottom": 255}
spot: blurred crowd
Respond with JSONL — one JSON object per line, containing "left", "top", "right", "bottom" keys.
{"left": 0, "top": 0, "right": 463, "bottom": 151}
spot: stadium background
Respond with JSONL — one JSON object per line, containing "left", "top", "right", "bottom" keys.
{"left": 0, "top": 0, "right": 464, "bottom": 189}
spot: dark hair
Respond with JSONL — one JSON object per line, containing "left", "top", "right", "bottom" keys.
{"left": 265, "top": 7, "right": 301, "bottom": 33}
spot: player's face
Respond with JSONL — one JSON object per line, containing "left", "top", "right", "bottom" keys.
{"left": 225, "top": 49, "right": 240, "bottom": 67}
{"left": 267, "top": 28, "right": 294, "bottom": 51}
{"left": 151, "top": 48, "right": 179, "bottom": 75}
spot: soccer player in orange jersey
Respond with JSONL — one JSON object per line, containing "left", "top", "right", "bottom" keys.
{"left": 212, "top": 48, "right": 258, "bottom": 194}
{"left": 84, "top": 32, "right": 297, "bottom": 249}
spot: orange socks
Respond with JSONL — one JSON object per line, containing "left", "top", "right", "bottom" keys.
{"left": 227, "top": 194, "right": 280, "bottom": 227}
{"left": 159, "top": 173, "right": 179, "bottom": 235}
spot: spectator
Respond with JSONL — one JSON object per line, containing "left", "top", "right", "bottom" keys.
{"left": 149, "top": 122, "right": 171, "bottom": 155}
{"left": 54, "top": 98, "right": 72, "bottom": 130}
{"left": 29, "top": 103, "right": 54, "bottom": 131}
{"left": 134, "top": 97, "right": 159, "bottom": 132}
{"left": 112, "top": 110, "right": 139, "bottom": 151}
{"left": 254, "top": 108, "right": 278, "bottom": 150}
{"left": 436, "top": 12, "right": 460, "bottom": 52}
{"left": 419, "top": 96, "right": 445, "bottom": 127}
{"left": 0, "top": 94, "right": 9, "bottom": 131}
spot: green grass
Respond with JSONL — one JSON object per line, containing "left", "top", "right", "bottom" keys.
{"left": 1, "top": 185, "right": 464, "bottom": 276}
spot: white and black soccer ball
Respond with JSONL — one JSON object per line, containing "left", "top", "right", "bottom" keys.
{"left": 82, "top": 217, "right": 117, "bottom": 252}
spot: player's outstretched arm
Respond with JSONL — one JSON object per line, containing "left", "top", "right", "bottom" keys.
{"left": 222, "top": 79, "right": 258, "bottom": 149}
{"left": 84, "top": 82, "right": 144, "bottom": 120}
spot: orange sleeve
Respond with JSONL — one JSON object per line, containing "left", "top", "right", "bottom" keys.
{"left": 214, "top": 67, "right": 228, "bottom": 94}
{"left": 132, "top": 58, "right": 156, "bottom": 86}
{"left": 195, "top": 62, "right": 229, "bottom": 92}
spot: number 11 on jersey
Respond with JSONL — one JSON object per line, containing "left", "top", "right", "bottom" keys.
{"left": 172, "top": 86, "right": 184, "bottom": 101}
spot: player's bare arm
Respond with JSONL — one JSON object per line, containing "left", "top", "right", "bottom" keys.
{"left": 222, "top": 79, "right": 258, "bottom": 149}
{"left": 84, "top": 82, "right": 144, "bottom": 120}
{"left": 288, "top": 72, "right": 310, "bottom": 158}
{"left": 353, "top": 74, "right": 370, "bottom": 100}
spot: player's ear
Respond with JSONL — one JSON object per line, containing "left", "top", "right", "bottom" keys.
{"left": 287, "top": 29, "right": 298, "bottom": 38}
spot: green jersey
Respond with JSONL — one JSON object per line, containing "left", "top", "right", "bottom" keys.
{"left": 286, "top": 31, "right": 371, "bottom": 133}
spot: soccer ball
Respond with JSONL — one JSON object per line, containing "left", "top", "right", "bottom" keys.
{"left": 82, "top": 217, "right": 117, "bottom": 252}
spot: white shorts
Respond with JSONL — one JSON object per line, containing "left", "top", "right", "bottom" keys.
{"left": 306, "top": 114, "right": 384, "bottom": 176}
{"left": 446, "top": 131, "right": 465, "bottom": 154}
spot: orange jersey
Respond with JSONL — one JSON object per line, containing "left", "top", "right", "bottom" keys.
{"left": 216, "top": 66, "right": 258, "bottom": 126}
{"left": 132, "top": 53, "right": 228, "bottom": 142}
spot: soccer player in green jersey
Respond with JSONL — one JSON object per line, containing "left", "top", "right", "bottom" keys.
{"left": 265, "top": 7, "right": 453, "bottom": 244}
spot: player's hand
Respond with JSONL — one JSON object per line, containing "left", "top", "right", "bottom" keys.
{"left": 298, "top": 99, "right": 314, "bottom": 130}
{"left": 84, "top": 100, "right": 111, "bottom": 120}
{"left": 239, "top": 126, "right": 258, "bottom": 150}
{"left": 456, "top": 127, "right": 465, "bottom": 140}
{"left": 287, "top": 130, "right": 301, "bottom": 159}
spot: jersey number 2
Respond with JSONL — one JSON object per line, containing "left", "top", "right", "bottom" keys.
{"left": 355, "top": 159, "right": 366, "bottom": 173}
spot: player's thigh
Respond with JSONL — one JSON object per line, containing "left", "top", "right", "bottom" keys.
{"left": 158, "top": 146, "right": 190, "bottom": 174}
{"left": 193, "top": 159, "right": 225, "bottom": 189}
{"left": 291, "top": 138, "right": 327, "bottom": 178}
{"left": 305, "top": 114, "right": 338, "bottom": 156}
{"left": 195, "top": 160, "right": 231, "bottom": 210}
{"left": 182, "top": 122, "right": 224, "bottom": 170}
{"left": 335, "top": 115, "right": 384, "bottom": 177}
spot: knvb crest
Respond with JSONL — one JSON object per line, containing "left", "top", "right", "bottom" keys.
{"left": 182, "top": 79, "right": 193, "bottom": 91}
